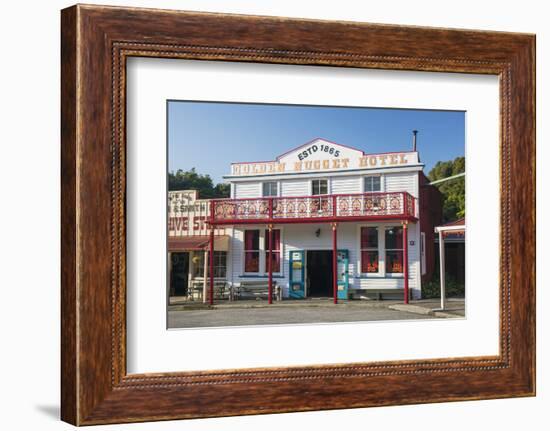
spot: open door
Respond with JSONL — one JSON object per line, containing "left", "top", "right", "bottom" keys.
{"left": 337, "top": 249, "right": 349, "bottom": 300}
{"left": 170, "top": 252, "right": 189, "bottom": 297}
{"left": 289, "top": 250, "right": 305, "bottom": 298}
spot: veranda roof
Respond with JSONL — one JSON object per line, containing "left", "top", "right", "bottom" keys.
{"left": 168, "top": 235, "right": 229, "bottom": 252}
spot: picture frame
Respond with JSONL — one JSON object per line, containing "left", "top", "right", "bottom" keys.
{"left": 60, "top": 4, "right": 535, "bottom": 425}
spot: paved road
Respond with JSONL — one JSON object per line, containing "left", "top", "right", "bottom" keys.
{"left": 168, "top": 305, "right": 440, "bottom": 329}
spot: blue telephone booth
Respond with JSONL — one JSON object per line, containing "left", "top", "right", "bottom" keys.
{"left": 337, "top": 249, "right": 349, "bottom": 300}
{"left": 289, "top": 250, "right": 305, "bottom": 298}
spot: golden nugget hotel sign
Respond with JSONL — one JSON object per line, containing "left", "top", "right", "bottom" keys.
{"left": 230, "top": 141, "right": 417, "bottom": 176}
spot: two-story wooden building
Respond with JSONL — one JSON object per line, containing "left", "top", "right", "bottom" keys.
{"left": 187, "top": 137, "right": 444, "bottom": 305}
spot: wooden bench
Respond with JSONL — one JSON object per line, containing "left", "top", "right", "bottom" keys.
{"left": 236, "top": 281, "right": 282, "bottom": 301}
{"left": 188, "top": 279, "right": 233, "bottom": 301}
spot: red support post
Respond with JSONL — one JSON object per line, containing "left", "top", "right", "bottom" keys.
{"left": 332, "top": 222, "right": 338, "bottom": 304}
{"left": 402, "top": 222, "right": 409, "bottom": 304}
{"left": 209, "top": 226, "right": 215, "bottom": 305}
{"left": 268, "top": 225, "right": 273, "bottom": 304}
{"left": 210, "top": 200, "right": 215, "bottom": 224}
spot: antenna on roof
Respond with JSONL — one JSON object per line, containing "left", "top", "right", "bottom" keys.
{"left": 412, "top": 130, "right": 418, "bottom": 152}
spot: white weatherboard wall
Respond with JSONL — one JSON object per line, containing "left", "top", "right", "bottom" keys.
{"left": 331, "top": 175, "right": 361, "bottom": 194}
{"left": 386, "top": 172, "right": 419, "bottom": 196}
{"left": 233, "top": 182, "right": 260, "bottom": 198}
{"left": 280, "top": 179, "right": 310, "bottom": 196}
{"left": 229, "top": 222, "right": 420, "bottom": 298}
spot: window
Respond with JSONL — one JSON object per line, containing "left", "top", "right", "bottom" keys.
{"left": 193, "top": 251, "right": 227, "bottom": 278}
{"left": 262, "top": 181, "right": 278, "bottom": 197}
{"left": 244, "top": 229, "right": 260, "bottom": 272}
{"left": 364, "top": 175, "right": 381, "bottom": 192}
{"left": 311, "top": 179, "right": 329, "bottom": 213}
{"left": 214, "top": 251, "right": 227, "bottom": 278}
{"left": 264, "top": 229, "right": 281, "bottom": 273}
{"left": 360, "top": 227, "right": 379, "bottom": 273}
{"left": 385, "top": 226, "right": 404, "bottom": 273}
{"left": 312, "top": 179, "right": 328, "bottom": 195}
{"left": 193, "top": 253, "right": 204, "bottom": 278}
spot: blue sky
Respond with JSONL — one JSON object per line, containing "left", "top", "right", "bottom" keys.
{"left": 168, "top": 101, "right": 465, "bottom": 184}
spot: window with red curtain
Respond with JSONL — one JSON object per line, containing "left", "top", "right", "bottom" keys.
{"left": 385, "top": 226, "right": 404, "bottom": 273}
{"left": 244, "top": 230, "right": 260, "bottom": 272}
{"left": 360, "top": 227, "right": 379, "bottom": 273}
{"left": 264, "top": 229, "right": 281, "bottom": 273}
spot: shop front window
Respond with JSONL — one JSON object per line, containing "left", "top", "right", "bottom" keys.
{"left": 264, "top": 229, "right": 281, "bottom": 273}
{"left": 385, "top": 226, "right": 404, "bottom": 273}
{"left": 244, "top": 229, "right": 260, "bottom": 272}
{"left": 214, "top": 251, "right": 227, "bottom": 278}
{"left": 193, "top": 251, "right": 227, "bottom": 278}
{"left": 360, "top": 227, "right": 379, "bottom": 273}
{"left": 193, "top": 253, "right": 204, "bottom": 278}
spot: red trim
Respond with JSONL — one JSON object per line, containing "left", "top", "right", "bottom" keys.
{"left": 209, "top": 228, "right": 214, "bottom": 305}
{"left": 209, "top": 200, "right": 215, "bottom": 225}
{"left": 210, "top": 192, "right": 417, "bottom": 225}
{"left": 211, "top": 215, "right": 417, "bottom": 226}
{"left": 268, "top": 225, "right": 273, "bottom": 304}
{"left": 403, "top": 223, "right": 409, "bottom": 304}
{"left": 332, "top": 224, "right": 338, "bottom": 304}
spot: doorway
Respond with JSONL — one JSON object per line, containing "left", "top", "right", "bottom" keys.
{"left": 170, "top": 252, "right": 189, "bottom": 297}
{"left": 306, "top": 250, "right": 333, "bottom": 297}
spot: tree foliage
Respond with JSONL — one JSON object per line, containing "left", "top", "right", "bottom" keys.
{"left": 427, "top": 157, "right": 465, "bottom": 222}
{"left": 168, "top": 168, "right": 230, "bottom": 198}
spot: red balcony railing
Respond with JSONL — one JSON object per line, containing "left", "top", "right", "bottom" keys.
{"left": 211, "top": 192, "right": 417, "bottom": 224}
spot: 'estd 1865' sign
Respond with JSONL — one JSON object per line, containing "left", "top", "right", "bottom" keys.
{"left": 297, "top": 144, "right": 340, "bottom": 160}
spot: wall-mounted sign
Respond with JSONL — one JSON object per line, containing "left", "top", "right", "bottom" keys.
{"left": 168, "top": 190, "right": 225, "bottom": 237}
{"left": 229, "top": 139, "right": 418, "bottom": 176}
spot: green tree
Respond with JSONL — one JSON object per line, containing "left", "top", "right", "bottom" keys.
{"left": 428, "top": 157, "right": 465, "bottom": 222}
{"left": 168, "top": 168, "right": 230, "bottom": 198}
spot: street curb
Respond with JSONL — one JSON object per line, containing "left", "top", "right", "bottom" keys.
{"left": 388, "top": 304, "right": 463, "bottom": 318}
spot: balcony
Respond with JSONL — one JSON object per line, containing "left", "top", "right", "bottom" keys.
{"left": 210, "top": 192, "right": 417, "bottom": 225}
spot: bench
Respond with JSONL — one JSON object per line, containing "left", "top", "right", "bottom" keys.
{"left": 188, "top": 279, "right": 234, "bottom": 301}
{"left": 236, "top": 281, "right": 282, "bottom": 301}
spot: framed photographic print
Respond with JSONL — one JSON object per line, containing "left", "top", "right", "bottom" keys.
{"left": 61, "top": 4, "right": 535, "bottom": 425}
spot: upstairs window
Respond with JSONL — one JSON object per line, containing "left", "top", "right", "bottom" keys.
{"left": 364, "top": 176, "right": 381, "bottom": 192}
{"left": 262, "top": 181, "right": 278, "bottom": 197}
{"left": 312, "top": 179, "right": 328, "bottom": 195}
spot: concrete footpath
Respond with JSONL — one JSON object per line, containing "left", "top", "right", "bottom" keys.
{"left": 388, "top": 298, "right": 465, "bottom": 318}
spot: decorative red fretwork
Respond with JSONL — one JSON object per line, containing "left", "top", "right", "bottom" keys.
{"left": 211, "top": 192, "right": 416, "bottom": 223}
